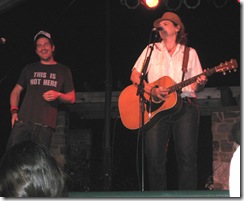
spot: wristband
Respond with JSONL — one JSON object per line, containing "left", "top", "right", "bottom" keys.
{"left": 10, "top": 106, "right": 18, "bottom": 111}
{"left": 10, "top": 106, "right": 18, "bottom": 115}
{"left": 11, "top": 109, "right": 18, "bottom": 115}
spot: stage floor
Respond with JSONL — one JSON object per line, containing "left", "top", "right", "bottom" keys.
{"left": 68, "top": 190, "right": 229, "bottom": 198}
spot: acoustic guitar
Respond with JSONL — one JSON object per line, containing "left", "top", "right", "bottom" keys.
{"left": 118, "top": 59, "right": 238, "bottom": 130}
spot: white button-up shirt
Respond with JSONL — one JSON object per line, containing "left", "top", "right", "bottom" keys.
{"left": 133, "top": 41, "right": 203, "bottom": 98}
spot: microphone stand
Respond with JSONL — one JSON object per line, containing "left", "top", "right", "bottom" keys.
{"left": 137, "top": 30, "right": 157, "bottom": 191}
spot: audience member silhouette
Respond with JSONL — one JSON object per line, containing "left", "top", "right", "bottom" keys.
{"left": 0, "top": 141, "right": 68, "bottom": 197}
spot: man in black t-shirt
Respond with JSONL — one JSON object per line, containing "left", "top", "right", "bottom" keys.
{"left": 6, "top": 30, "right": 76, "bottom": 150}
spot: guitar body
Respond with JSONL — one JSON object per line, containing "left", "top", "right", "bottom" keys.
{"left": 118, "top": 76, "right": 182, "bottom": 130}
{"left": 118, "top": 59, "right": 238, "bottom": 130}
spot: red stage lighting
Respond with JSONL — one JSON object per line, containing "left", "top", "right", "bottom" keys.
{"left": 141, "top": 0, "right": 160, "bottom": 9}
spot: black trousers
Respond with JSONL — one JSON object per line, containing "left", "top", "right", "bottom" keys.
{"left": 145, "top": 97, "right": 200, "bottom": 190}
{"left": 6, "top": 121, "right": 54, "bottom": 150}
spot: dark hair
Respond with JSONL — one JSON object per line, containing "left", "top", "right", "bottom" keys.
{"left": 172, "top": 21, "right": 187, "bottom": 45}
{"left": 0, "top": 141, "right": 67, "bottom": 197}
{"left": 157, "top": 21, "right": 187, "bottom": 45}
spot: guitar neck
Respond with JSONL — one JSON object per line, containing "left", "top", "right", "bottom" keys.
{"left": 168, "top": 68, "right": 217, "bottom": 94}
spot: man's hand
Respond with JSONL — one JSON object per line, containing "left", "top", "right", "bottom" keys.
{"left": 43, "top": 90, "right": 60, "bottom": 102}
{"left": 11, "top": 113, "right": 18, "bottom": 128}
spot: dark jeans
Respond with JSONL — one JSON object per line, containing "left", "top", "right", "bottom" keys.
{"left": 145, "top": 97, "right": 200, "bottom": 190}
{"left": 6, "top": 121, "right": 54, "bottom": 150}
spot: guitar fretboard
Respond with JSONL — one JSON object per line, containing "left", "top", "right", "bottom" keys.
{"left": 168, "top": 68, "right": 216, "bottom": 94}
{"left": 168, "top": 59, "right": 238, "bottom": 94}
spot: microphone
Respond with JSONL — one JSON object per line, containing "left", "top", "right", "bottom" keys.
{"left": 0, "top": 37, "right": 6, "bottom": 45}
{"left": 152, "top": 27, "right": 164, "bottom": 32}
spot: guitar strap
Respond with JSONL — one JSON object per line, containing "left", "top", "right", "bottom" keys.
{"left": 181, "top": 46, "right": 190, "bottom": 81}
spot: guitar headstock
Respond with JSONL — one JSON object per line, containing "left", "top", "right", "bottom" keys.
{"left": 215, "top": 59, "right": 238, "bottom": 75}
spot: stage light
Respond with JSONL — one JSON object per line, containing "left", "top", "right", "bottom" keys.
{"left": 141, "top": 0, "right": 160, "bottom": 9}
{"left": 165, "top": 0, "right": 182, "bottom": 11}
{"left": 121, "top": 0, "right": 160, "bottom": 9}
{"left": 213, "top": 0, "right": 228, "bottom": 8}
{"left": 120, "top": 0, "right": 140, "bottom": 9}
{"left": 184, "top": 0, "right": 200, "bottom": 9}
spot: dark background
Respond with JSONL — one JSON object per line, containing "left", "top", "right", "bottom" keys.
{"left": 0, "top": 0, "right": 240, "bottom": 191}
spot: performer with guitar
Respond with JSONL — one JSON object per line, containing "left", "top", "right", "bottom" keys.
{"left": 130, "top": 12, "right": 208, "bottom": 190}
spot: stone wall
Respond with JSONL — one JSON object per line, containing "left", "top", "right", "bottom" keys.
{"left": 211, "top": 109, "right": 240, "bottom": 190}
{"left": 50, "top": 110, "right": 69, "bottom": 171}
{"left": 50, "top": 110, "right": 92, "bottom": 191}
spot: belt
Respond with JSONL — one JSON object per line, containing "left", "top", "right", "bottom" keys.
{"left": 182, "top": 97, "right": 196, "bottom": 104}
{"left": 33, "top": 122, "right": 55, "bottom": 131}
{"left": 33, "top": 122, "right": 49, "bottom": 128}
{"left": 17, "top": 121, "right": 54, "bottom": 131}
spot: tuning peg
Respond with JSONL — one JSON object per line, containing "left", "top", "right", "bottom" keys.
{"left": 223, "top": 72, "right": 226, "bottom": 75}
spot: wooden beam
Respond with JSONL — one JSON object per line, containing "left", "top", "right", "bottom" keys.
{"left": 67, "top": 86, "right": 240, "bottom": 118}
